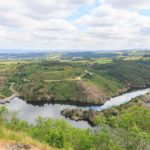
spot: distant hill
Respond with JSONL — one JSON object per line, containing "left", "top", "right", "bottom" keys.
{"left": 0, "top": 53, "right": 47, "bottom": 60}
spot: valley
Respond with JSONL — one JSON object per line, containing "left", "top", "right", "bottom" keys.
{"left": 0, "top": 50, "right": 150, "bottom": 150}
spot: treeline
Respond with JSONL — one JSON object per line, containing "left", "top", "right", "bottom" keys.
{"left": 0, "top": 53, "right": 46, "bottom": 60}
{"left": 63, "top": 52, "right": 119, "bottom": 59}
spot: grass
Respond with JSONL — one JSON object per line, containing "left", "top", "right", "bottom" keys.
{"left": 48, "top": 81, "right": 84, "bottom": 100}
{"left": 1, "top": 88, "right": 12, "bottom": 97}
{"left": 30, "top": 68, "right": 82, "bottom": 80}
{"left": 0, "top": 126, "right": 55, "bottom": 150}
{"left": 123, "top": 56, "right": 142, "bottom": 61}
{"left": 0, "top": 94, "right": 6, "bottom": 99}
{"left": 0, "top": 60, "right": 32, "bottom": 65}
{"left": 83, "top": 74, "right": 123, "bottom": 98}
{"left": 94, "top": 58, "right": 113, "bottom": 64}
{"left": 0, "top": 81, "right": 12, "bottom": 98}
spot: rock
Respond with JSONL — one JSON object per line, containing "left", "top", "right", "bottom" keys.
{"left": 71, "top": 115, "right": 80, "bottom": 121}
{"left": 61, "top": 108, "right": 97, "bottom": 126}
{"left": 6, "top": 143, "right": 31, "bottom": 150}
{"left": 87, "top": 110, "right": 95, "bottom": 123}
{"left": 61, "top": 109, "right": 71, "bottom": 116}
{"left": 146, "top": 92, "right": 150, "bottom": 102}
{"left": 77, "top": 81, "right": 106, "bottom": 105}
{"left": 0, "top": 141, "right": 42, "bottom": 150}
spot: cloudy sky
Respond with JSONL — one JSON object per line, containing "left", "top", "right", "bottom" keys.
{"left": 0, "top": 0, "right": 150, "bottom": 51}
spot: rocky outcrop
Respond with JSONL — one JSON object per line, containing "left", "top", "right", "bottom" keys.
{"left": 61, "top": 92, "right": 150, "bottom": 125}
{"left": 61, "top": 107, "right": 120, "bottom": 126}
{"left": 6, "top": 143, "right": 31, "bottom": 150}
{"left": 145, "top": 92, "right": 150, "bottom": 103}
{"left": 0, "top": 141, "right": 42, "bottom": 150}
{"left": 77, "top": 81, "right": 106, "bottom": 105}
{"left": 143, "top": 92, "right": 150, "bottom": 107}
{"left": 61, "top": 109, "right": 96, "bottom": 125}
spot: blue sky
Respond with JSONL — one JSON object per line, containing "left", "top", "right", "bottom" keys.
{"left": 139, "top": 9, "right": 150, "bottom": 16}
{"left": 66, "top": 0, "right": 101, "bottom": 21}
{"left": 0, "top": 0, "right": 150, "bottom": 51}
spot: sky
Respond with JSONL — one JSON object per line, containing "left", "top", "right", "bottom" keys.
{"left": 0, "top": 0, "right": 150, "bottom": 51}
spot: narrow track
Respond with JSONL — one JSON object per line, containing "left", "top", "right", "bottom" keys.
{"left": 0, "top": 83, "right": 19, "bottom": 104}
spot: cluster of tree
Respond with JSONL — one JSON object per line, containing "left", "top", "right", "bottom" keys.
{"left": 92, "top": 60, "right": 150, "bottom": 88}
{"left": 0, "top": 52, "right": 47, "bottom": 60}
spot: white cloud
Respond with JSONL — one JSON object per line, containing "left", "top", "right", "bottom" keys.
{"left": 0, "top": 0, "right": 150, "bottom": 50}
{"left": 74, "top": 3, "right": 150, "bottom": 49}
{"left": 22, "top": 0, "right": 95, "bottom": 19}
{"left": 104, "top": 0, "right": 150, "bottom": 10}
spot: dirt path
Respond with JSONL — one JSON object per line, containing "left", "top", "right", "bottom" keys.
{"left": 9, "top": 83, "right": 17, "bottom": 94}
{"left": 44, "top": 70, "right": 92, "bottom": 83}
{"left": 0, "top": 141, "right": 42, "bottom": 150}
{"left": 44, "top": 76, "right": 81, "bottom": 83}
{"left": 0, "top": 83, "right": 19, "bottom": 104}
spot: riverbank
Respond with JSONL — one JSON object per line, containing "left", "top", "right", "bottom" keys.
{"left": 61, "top": 90, "right": 150, "bottom": 126}
{"left": 20, "top": 85, "right": 150, "bottom": 106}
{"left": 4, "top": 88, "right": 150, "bottom": 129}
{"left": 0, "top": 93, "right": 18, "bottom": 104}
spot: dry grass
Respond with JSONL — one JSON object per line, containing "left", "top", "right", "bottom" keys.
{"left": 0, "top": 126, "right": 56, "bottom": 150}
{"left": 123, "top": 56, "right": 142, "bottom": 60}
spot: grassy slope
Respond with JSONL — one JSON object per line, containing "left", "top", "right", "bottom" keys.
{"left": 83, "top": 74, "right": 123, "bottom": 98}
{"left": 0, "top": 62, "right": 16, "bottom": 99}
{"left": 0, "top": 126, "right": 55, "bottom": 150}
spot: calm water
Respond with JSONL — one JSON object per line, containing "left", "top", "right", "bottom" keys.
{"left": 4, "top": 88, "right": 150, "bottom": 129}
{"left": 92, "top": 88, "right": 150, "bottom": 111}
{"left": 147, "top": 102, "right": 150, "bottom": 107}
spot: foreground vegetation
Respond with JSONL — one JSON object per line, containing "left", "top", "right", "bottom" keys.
{"left": 0, "top": 92, "right": 150, "bottom": 150}
{"left": 0, "top": 126, "right": 54, "bottom": 150}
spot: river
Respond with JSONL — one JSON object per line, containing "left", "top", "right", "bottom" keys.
{"left": 4, "top": 88, "right": 150, "bottom": 129}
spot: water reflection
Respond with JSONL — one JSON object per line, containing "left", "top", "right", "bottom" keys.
{"left": 147, "top": 102, "right": 150, "bottom": 107}
{"left": 94, "top": 88, "right": 150, "bottom": 111}
{"left": 5, "top": 88, "right": 150, "bottom": 129}
{"left": 5, "top": 98, "right": 91, "bottom": 129}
